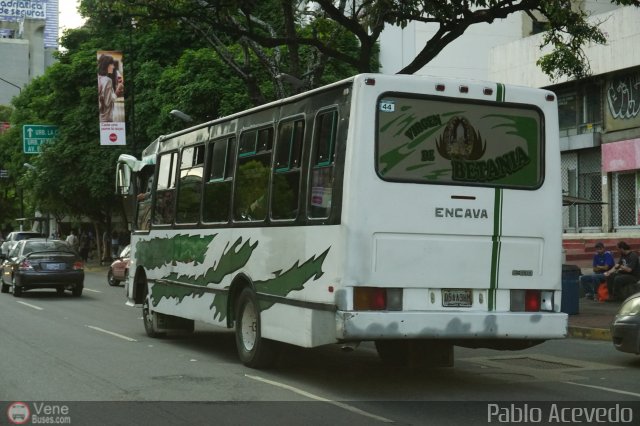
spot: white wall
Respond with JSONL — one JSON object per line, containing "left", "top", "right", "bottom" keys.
{"left": 489, "top": 6, "right": 640, "bottom": 87}
{"left": 380, "top": 15, "right": 523, "bottom": 80}
{"left": 379, "top": 2, "right": 625, "bottom": 85}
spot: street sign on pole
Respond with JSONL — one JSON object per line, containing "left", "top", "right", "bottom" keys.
{"left": 23, "top": 124, "right": 59, "bottom": 154}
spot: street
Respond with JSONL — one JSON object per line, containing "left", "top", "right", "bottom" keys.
{"left": 1, "top": 270, "right": 639, "bottom": 425}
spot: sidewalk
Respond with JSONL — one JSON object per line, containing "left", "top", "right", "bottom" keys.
{"left": 84, "top": 258, "right": 110, "bottom": 273}
{"left": 567, "top": 297, "right": 619, "bottom": 341}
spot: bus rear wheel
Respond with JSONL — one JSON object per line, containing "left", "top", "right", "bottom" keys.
{"left": 234, "top": 287, "right": 278, "bottom": 368}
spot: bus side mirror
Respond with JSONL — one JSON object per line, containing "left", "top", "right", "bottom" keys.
{"left": 116, "top": 163, "right": 132, "bottom": 196}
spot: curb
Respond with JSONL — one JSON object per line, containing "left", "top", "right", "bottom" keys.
{"left": 568, "top": 326, "right": 611, "bottom": 341}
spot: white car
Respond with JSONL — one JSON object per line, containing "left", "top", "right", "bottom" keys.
{"left": 0, "top": 231, "right": 45, "bottom": 256}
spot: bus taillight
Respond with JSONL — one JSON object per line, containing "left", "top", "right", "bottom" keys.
{"left": 354, "top": 288, "right": 403, "bottom": 311}
{"left": 511, "top": 289, "right": 554, "bottom": 312}
{"left": 354, "top": 287, "right": 386, "bottom": 310}
{"left": 525, "top": 290, "right": 541, "bottom": 312}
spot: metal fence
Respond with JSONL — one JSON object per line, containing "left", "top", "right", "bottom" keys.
{"left": 613, "top": 171, "right": 638, "bottom": 229}
{"left": 561, "top": 148, "right": 603, "bottom": 232}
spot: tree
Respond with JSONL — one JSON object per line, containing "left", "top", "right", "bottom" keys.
{"left": 85, "top": 0, "right": 640, "bottom": 84}
{"left": 79, "top": 0, "right": 375, "bottom": 104}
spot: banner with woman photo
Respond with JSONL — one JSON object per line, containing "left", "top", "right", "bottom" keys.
{"left": 97, "top": 50, "right": 126, "bottom": 146}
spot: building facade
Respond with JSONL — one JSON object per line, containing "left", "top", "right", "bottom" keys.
{"left": 0, "top": 0, "right": 58, "bottom": 106}
{"left": 379, "top": 4, "right": 640, "bottom": 236}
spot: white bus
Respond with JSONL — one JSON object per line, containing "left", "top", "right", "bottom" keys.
{"left": 116, "top": 73, "right": 567, "bottom": 368}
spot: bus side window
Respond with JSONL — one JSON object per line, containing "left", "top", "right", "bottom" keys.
{"left": 272, "top": 118, "right": 304, "bottom": 220}
{"left": 203, "top": 137, "right": 235, "bottom": 223}
{"left": 153, "top": 151, "right": 178, "bottom": 225}
{"left": 309, "top": 110, "right": 338, "bottom": 219}
{"left": 234, "top": 127, "right": 273, "bottom": 222}
{"left": 176, "top": 144, "right": 205, "bottom": 224}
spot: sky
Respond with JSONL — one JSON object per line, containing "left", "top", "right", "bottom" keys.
{"left": 58, "top": 0, "right": 85, "bottom": 36}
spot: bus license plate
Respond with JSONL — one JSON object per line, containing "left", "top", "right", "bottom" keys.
{"left": 442, "top": 289, "right": 472, "bottom": 307}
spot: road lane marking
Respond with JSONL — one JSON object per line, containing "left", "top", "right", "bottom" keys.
{"left": 564, "top": 381, "right": 640, "bottom": 398}
{"left": 83, "top": 288, "right": 101, "bottom": 293}
{"left": 16, "top": 301, "right": 43, "bottom": 311}
{"left": 86, "top": 325, "right": 137, "bottom": 342}
{"left": 245, "top": 374, "right": 393, "bottom": 423}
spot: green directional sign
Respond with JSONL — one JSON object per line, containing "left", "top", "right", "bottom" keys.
{"left": 23, "top": 124, "right": 59, "bottom": 154}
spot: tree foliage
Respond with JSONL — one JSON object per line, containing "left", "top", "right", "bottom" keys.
{"left": 81, "top": 0, "right": 640, "bottom": 83}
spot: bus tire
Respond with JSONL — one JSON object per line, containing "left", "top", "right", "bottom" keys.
{"left": 142, "top": 284, "right": 165, "bottom": 338}
{"left": 234, "top": 287, "right": 277, "bottom": 368}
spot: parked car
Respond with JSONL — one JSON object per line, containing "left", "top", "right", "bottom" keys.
{"left": 0, "top": 231, "right": 45, "bottom": 256}
{"left": 107, "top": 244, "right": 130, "bottom": 287}
{"left": 0, "top": 238, "right": 84, "bottom": 297}
{"left": 610, "top": 291, "right": 640, "bottom": 355}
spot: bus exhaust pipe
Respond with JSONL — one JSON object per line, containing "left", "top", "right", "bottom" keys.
{"left": 340, "top": 343, "right": 359, "bottom": 352}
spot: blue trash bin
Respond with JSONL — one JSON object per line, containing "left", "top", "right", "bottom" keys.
{"left": 561, "top": 264, "right": 581, "bottom": 315}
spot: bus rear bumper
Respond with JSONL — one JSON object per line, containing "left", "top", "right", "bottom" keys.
{"left": 336, "top": 310, "right": 568, "bottom": 341}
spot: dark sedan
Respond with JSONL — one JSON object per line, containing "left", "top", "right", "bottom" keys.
{"left": 610, "top": 291, "right": 640, "bottom": 355}
{"left": 0, "top": 239, "right": 84, "bottom": 297}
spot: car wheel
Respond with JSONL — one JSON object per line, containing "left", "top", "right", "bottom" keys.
{"left": 107, "top": 269, "right": 120, "bottom": 287}
{"left": 1, "top": 281, "right": 9, "bottom": 293}
{"left": 72, "top": 282, "right": 83, "bottom": 297}
{"left": 234, "top": 287, "right": 278, "bottom": 368}
{"left": 142, "top": 285, "right": 165, "bottom": 338}
{"left": 12, "top": 278, "right": 22, "bottom": 298}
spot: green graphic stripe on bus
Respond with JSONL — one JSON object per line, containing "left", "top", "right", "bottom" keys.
{"left": 489, "top": 188, "right": 503, "bottom": 311}
{"left": 136, "top": 234, "right": 214, "bottom": 268}
{"left": 148, "top": 236, "right": 258, "bottom": 307}
{"left": 496, "top": 83, "right": 505, "bottom": 102}
{"left": 163, "top": 237, "right": 258, "bottom": 286}
{"left": 252, "top": 248, "right": 330, "bottom": 312}
{"left": 209, "top": 247, "right": 329, "bottom": 320}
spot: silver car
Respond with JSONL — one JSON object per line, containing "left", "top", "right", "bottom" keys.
{"left": 610, "top": 292, "right": 640, "bottom": 355}
{"left": 1, "top": 231, "right": 45, "bottom": 256}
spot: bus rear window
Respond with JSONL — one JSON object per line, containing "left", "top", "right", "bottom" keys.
{"left": 376, "top": 95, "right": 543, "bottom": 188}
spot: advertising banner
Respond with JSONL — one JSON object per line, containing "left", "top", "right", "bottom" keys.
{"left": 97, "top": 50, "right": 126, "bottom": 146}
{"left": 0, "top": 0, "right": 47, "bottom": 21}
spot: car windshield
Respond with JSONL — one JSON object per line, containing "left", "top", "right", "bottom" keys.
{"left": 23, "top": 241, "right": 73, "bottom": 255}
{"left": 16, "top": 232, "right": 43, "bottom": 241}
